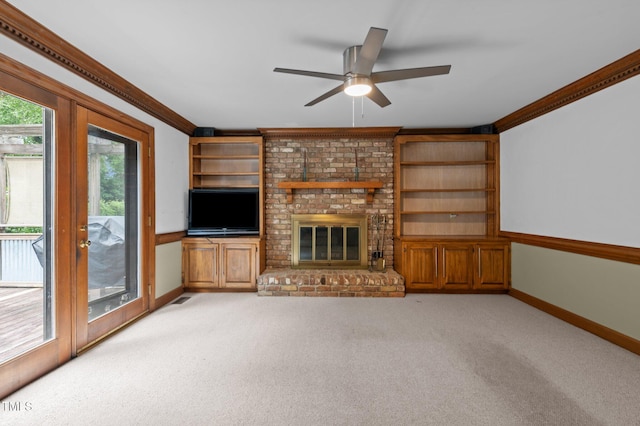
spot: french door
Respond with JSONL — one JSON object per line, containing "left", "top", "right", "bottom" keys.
{"left": 75, "top": 107, "right": 150, "bottom": 351}
{"left": 0, "top": 61, "right": 154, "bottom": 398}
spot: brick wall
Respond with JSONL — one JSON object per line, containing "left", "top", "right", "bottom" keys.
{"left": 264, "top": 135, "right": 395, "bottom": 269}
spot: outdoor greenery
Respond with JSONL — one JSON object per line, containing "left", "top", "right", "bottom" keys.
{"left": 1, "top": 91, "right": 127, "bottom": 229}
{"left": 99, "top": 153, "right": 125, "bottom": 216}
{"left": 1, "top": 92, "right": 44, "bottom": 233}
{"left": 0, "top": 91, "right": 43, "bottom": 144}
{"left": 100, "top": 199, "right": 125, "bottom": 216}
{"left": 4, "top": 226, "right": 43, "bottom": 233}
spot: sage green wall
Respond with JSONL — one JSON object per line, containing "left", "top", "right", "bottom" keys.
{"left": 511, "top": 243, "right": 640, "bottom": 341}
{"left": 155, "top": 241, "right": 183, "bottom": 298}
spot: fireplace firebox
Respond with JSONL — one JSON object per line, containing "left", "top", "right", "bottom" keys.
{"left": 291, "top": 214, "right": 368, "bottom": 268}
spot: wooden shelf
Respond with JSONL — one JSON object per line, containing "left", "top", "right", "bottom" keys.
{"left": 194, "top": 172, "right": 260, "bottom": 176}
{"left": 193, "top": 155, "right": 259, "bottom": 160}
{"left": 400, "top": 188, "right": 495, "bottom": 193}
{"left": 395, "top": 135, "right": 499, "bottom": 238}
{"left": 400, "top": 160, "right": 495, "bottom": 166}
{"left": 400, "top": 211, "right": 495, "bottom": 215}
{"left": 278, "top": 181, "right": 383, "bottom": 203}
{"left": 190, "top": 136, "right": 263, "bottom": 190}
{"left": 398, "top": 235, "right": 509, "bottom": 241}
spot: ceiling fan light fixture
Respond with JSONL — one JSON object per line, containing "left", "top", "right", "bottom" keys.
{"left": 344, "top": 76, "right": 372, "bottom": 96}
{"left": 274, "top": 27, "right": 450, "bottom": 107}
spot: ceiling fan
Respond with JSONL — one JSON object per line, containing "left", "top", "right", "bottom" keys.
{"left": 274, "top": 27, "right": 451, "bottom": 108}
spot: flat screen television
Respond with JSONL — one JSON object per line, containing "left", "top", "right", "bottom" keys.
{"left": 188, "top": 188, "right": 259, "bottom": 236}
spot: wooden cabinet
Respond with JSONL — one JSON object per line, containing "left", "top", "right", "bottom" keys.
{"left": 394, "top": 134, "right": 510, "bottom": 293}
{"left": 474, "top": 242, "right": 510, "bottom": 290}
{"left": 220, "top": 242, "right": 258, "bottom": 289}
{"left": 182, "top": 237, "right": 265, "bottom": 291}
{"left": 398, "top": 239, "right": 509, "bottom": 292}
{"left": 182, "top": 238, "right": 219, "bottom": 289}
{"left": 403, "top": 242, "right": 438, "bottom": 289}
{"left": 441, "top": 243, "right": 474, "bottom": 290}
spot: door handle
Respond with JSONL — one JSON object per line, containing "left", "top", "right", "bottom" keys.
{"left": 79, "top": 239, "right": 92, "bottom": 249}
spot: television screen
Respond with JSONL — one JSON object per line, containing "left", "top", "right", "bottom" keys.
{"left": 188, "top": 188, "right": 259, "bottom": 236}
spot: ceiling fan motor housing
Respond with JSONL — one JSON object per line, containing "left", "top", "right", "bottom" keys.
{"left": 343, "top": 45, "right": 363, "bottom": 75}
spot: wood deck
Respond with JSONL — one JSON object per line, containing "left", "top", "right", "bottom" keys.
{"left": 0, "top": 287, "right": 44, "bottom": 364}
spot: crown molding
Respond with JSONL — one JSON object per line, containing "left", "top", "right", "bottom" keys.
{"left": 0, "top": 1, "right": 196, "bottom": 135}
{"left": 259, "top": 127, "right": 402, "bottom": 140}
{"left": 397, "top": 127, "right": 475, "bottom": 135}
{"left": 224, "top": 127, "right": 470, "bottom": 138}
{"left": 494, "top": 49, "right": 640, "bottom": 133}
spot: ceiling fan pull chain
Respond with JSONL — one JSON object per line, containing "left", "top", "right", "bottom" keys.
{"left": 352, "top": 96, "right": 356, "bottom": 127}
{"left": 361, "top": 96, "right": 365, "bottom": 119}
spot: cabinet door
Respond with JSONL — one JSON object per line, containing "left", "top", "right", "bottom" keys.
{"left": 183, "top": 241, "right": 219, "bottom": 289}
{"left": 404, "top": 243, "right": 439, "bottom": 290}
{"left": 220, "top": 243, "right": 257, "bottom": 289}
{"left": 474, "top": 243, "right": 509, "bottom": 290}
{"left": 440, "top": 244, "right": 473, "bottom": 290}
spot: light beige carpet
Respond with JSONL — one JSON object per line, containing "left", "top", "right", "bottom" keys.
{"left": 3, "top": 293, "right": 639, "bottom": 425}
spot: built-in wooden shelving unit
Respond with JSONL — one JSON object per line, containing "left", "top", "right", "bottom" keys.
{"left": 184, "top": 136, "right": 266, "bottom": 292}
{"left": 393, "top": 134, "right": 510, "bottom": 293}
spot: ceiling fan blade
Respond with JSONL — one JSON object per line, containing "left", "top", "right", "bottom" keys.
{"left": 305, "top": 83, "right": 346, "bottom": 106}
{"left": 371, "top": 65, "right": 451, "bottom": 83}
{"left": 352, "top": 27, "right": 388, "bottom": 76}
{"left": 366, "top": 84, "right": 391, "bottom": 108}
{"left": 274, "top": 68, "right": 345, "bottom": 81}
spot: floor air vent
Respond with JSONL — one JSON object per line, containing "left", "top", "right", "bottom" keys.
{"left": 171, "top": 296, "right": 191, "bottom": 305}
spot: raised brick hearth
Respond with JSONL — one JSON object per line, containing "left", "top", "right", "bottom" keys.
{"left": 257, "top": 268, "right": 405, "bottom": 297}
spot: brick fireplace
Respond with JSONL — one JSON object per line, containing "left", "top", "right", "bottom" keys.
{"left": 257, "top": 127, "right": 404, "bottom": 297}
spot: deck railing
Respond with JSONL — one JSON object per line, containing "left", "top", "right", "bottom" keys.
{"left": 0, "top": 234, "right": 43, "bottom": 285}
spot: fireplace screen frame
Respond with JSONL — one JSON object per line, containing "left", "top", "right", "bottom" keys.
{"left": 291, "top": 214, "right": 368, "bottom": 269}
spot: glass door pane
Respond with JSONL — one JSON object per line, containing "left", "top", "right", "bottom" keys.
{"left": 299, "top": 227, "right": 312, "bottom": 261}
{"left": 346, "top": 227, "right": 360, "bottom": 261}
{"left": 0, "top": 91, "right": 53, "bottom": 363}
{"left": 330, "top": 227, "right": 343, "bottom": 260}
{"left": 86, "top": 125, "right": 139, "bottom": 322}
{"left": 315, "top": 226, "right": 328, "bottom": 260}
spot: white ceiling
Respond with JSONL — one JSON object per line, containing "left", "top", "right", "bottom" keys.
{"left": 6, "top": 0, "right": 640, "bottom": 130}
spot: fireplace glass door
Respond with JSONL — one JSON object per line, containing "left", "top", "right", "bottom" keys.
{"left": 299, "top": 225, "right": 360, "bottom": 263}
{"left": 292, "top": 214, "right": 367, "bottom": 268}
